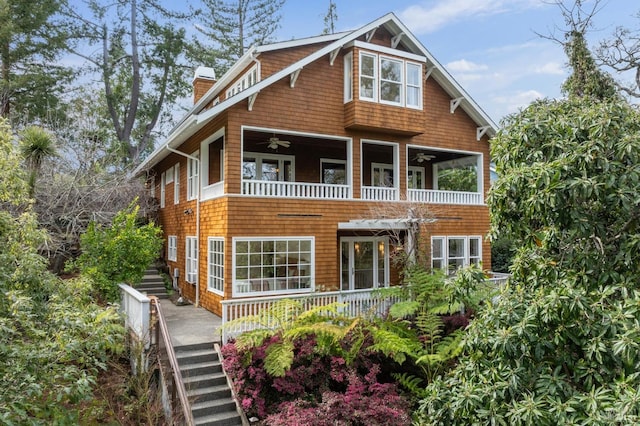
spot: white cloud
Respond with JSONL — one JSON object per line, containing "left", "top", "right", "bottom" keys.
{"left": 446, "top": 59, "right": 489, "bottom": 72}
{"left": 398, "top": 0, "right": 544, "bottom": 34}
{"left": 534, "top": 62, "right": 565, "bottom": 75}
{"left": 493, "top": 89, "right": 545, "bottom": 115}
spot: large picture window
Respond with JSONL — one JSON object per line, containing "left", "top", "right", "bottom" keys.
{"left": 358, "top": 52, "right": 422, "bottom": 109}
{"left": 186, "top": 236, "right": 198, "bottom": 283}
{"left": 208, "top": 238, "right": 224, "bottom": 294}
{"left": 431, "top": 236, "right": 482, "bottom": 273}
{"left": 233, "top": 237, "right": 314, "bottom": 295}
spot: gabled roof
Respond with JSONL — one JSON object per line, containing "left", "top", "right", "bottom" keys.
{"left": 134, "top": 12, "right": 498, "bottom": 176}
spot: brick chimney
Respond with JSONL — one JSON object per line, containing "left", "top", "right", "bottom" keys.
{"left": 192, "top": 66, "right": 217, "bottom": 104}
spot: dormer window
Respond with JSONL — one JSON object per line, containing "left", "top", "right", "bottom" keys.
{"left": 358, "top": 51, "right": 422, "bottom": 109}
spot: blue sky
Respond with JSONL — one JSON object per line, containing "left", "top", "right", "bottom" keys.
{"left": 269, "top": 0, "right": 639, "bottom": 124}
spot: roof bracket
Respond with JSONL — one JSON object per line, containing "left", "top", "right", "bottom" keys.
{"left": 290, "top": 68, "right": 302, "bottom": 88}
{"left": 477, "top": 126, "right": 491, "bottom": 141}
{"left": 391, "top": 32, "right": 404, "bottom": 49}
{"left": 425, "top": 65, "right": 435, "bottom": 81}
{"left": 248, "top": 92, "right": 258, "bottom": 111}
{"left": 450, "top": 97, "right": 464, "bottom": 114}
{"left": 365, "top": 27, "right": 377, "bottom": 42}
{"left": 329, "top": 47, "right": 341, "bottom": 66}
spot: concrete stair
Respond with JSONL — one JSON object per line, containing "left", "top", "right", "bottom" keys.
{"left": 136, "top": 267, "right": 170, "bottom": 299}
{"left": 175, "top": 342, "right": 243, "bottom": 426}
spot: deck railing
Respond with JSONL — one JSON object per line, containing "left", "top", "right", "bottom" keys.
{"left": 361, "top": 186, "right": 399, "bottom": 201}
{"left": 220, "top": 288, "right": 403, "bottom": 342}
{"left": 202, "top": 181, "right": 224, "bottom": 200}
{"left": 119, "top": 284, "right": 151, "bottom": 346}
{"left": 242, "top": 180, "right": 350, "bottom": 199}
{"left": 407, "top": 189, "right": 483, "bottom": 205}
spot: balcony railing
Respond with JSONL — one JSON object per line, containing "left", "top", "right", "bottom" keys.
{"left": 242, "top": 180, "right": 350, "bottom": 199}
{"left": 361, "top": 186, "right": 399, "bottom": 201}
{"left": 407, "top": 189, "right": 483, "bottom": 205}
{"left": 220, "top": 288, "right": 403, "bottom": 342}
{"left": 202, "top": 181, "right": 224, "bottom": 201}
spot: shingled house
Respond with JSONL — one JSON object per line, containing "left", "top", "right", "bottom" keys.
{"left": 134, "top": 13, "right": 497, "bottom": 316}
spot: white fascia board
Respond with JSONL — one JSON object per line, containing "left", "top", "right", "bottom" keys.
{"left": 256, "top": 32, "right": 349, "bottom": 53}
{"left": 349, "top": 40, "right": 426, "bottom": 62}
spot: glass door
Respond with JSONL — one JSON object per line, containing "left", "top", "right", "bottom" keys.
{"left": 340, "top": 237, "right": 389, "bottom": 291}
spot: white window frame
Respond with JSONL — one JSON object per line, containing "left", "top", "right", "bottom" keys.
{"left": 408, "top": 166, "right": 425, "bottom": 189}
{"left": 358, "top": 51, "right": 423, "bottom": 110}
{"left": 344, "top": 51, "right": 353, "bottom": 103}
{"left": 186, "top": 236, "right": 198, "bottom": 284}
{"left": 160, "top": 171, "right": 166, "bottom": 208}
{"left": 406, "top": 62, "right": 422, "bottom": 109}
{"left": 167, "top": 235, "right": 177, "bottom": 262}
{"left": 431, "top": 236, "right": 483, "bottom": 273}
{"left": 379, "top": 56, "right": 403, "bottom": 106}
{"left": 371, "top": 162, "right": 394, "bottom": 187}
{"left": 187, "top": 151, "right": 199, "bottom": 201}
{"left": 173, "top": 163, "right": 180, "bottom": 204}
{"left": 320, "top": 158, "right": 347, "bottom": 185}
{"left": 242, "top": 152, "right": 295, "bottom": 182}
{"left": 207, "top": 238, "right": 224, "bottom": 295}
{"left": 359, "top": 52, "right": 377, "bottom": 102}
{"left": 232, "top": 237, "right": 314, "bottom": 297}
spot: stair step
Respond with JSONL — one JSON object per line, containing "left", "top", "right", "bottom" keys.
{"left": 181, "top": 360, "right": 223, "bottom": 377}
{"left": 191, "top": 397, "right": 238, "bottom": 418}
{"left": 186, "top": 375, "right": 228, "bottom": 396}
{"left": 184, "top": 376, "right": 231, "bottom": 393}
{"left": 141, "top": 274, "right": 164, "bottom": 283}
{"left": 194, "top": 410, "right": 242, "bottom": 426}
{"left": 177, "top": 348, "right": 219, "bottom": 365}
{"left": 175, "top": 342, "right": 216, "bottom": 352}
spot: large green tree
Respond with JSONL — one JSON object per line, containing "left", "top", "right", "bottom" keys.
{"left": 0, "top": 0, "right": 71, "bottom": 122}
{"left": 192, "top": 0, "right": 285, "bottom": 77}
{"left": 66, "top": 0, "right": 192, "bottom": 164}
{"left": 416, "top": 11, "right": 640, "bottom": 425}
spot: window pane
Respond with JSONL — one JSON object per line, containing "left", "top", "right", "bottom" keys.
{"left": 242, "top": 158, "right": 256, "bottom": 179}
{"left": 381, "top": 59, "right": 401, "bottom": 82}
{"left": 360, "top": 77, "right": 374, "bottom": 99}
{"left": 448, "top": 238, "right": 465, "bottom": 257}
{"left": 470, "top": 238, "right": 480, "bottom": 257}
{"left": 380, "top": 81, "right": 401, "bottom": 103}
{"left": 361, "top": 54, "right": 375, "bottom": 77}
{"left": 432, "top": 238, "right": 443, "bottom": 258}
{"left": 407, "top": 63, "right": 420, "bottom": 85}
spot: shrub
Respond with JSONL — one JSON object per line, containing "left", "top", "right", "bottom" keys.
{"left": 71, "top": 200, "right": 163, "bottom": 302}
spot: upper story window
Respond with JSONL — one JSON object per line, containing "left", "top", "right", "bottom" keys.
{"left": 226, "top": 64, "right": 259, "bottom": 99}
{"left": 187, "top": 151, "right": 199, "bottom": 200}
{"left": 358, "top": 51, "right": 422, "bottom": 109}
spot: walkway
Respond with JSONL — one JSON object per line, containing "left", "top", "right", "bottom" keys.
{"left": 160, "top": 300, "right": 223, "bottom": 347}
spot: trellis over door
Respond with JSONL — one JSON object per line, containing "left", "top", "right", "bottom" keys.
{"left": 340, "top": 237, "right": 389, "bottom": 291}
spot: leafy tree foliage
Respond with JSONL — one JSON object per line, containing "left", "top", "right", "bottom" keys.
{"left": 0, "top": 118, "right": 124, "bottom": 423}
{"left": 322, "top": 0, "right": 338, "bottom": 35}
{"left": 19, "top": 125, "right": 57, "bottom": 197}
{"left": 418, "top": 96, "right": 640, "bottom": 424}
{"left": 0, "top": 0, "right": 72, "bottom": 121}
{"left": 71, "top": 200, "right": 163, "bottom": 302}
{"left": 192, "top": 0, "right": 285, "bottom": 77}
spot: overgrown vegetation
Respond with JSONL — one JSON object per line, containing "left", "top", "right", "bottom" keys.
{"left": 220, "top": 265, "right": 486, "bottom": 424}
{"left": 69, "top": 200, "right": 163, "bottom": 302}
{"left": 0, "top": 118, "right": 127, "bottom": 424}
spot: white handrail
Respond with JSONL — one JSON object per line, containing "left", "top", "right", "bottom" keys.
{"left": 242, "top": 180, "right": 350, "bottom": 199}
{"left": 407, "top": 189, "right": 483, "bottom": 205}
{"left": 361, "top": 186, "right": 399, "bottom": 201}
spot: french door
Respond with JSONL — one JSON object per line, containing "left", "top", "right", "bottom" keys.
{"left": 340, "top": 237, "right": 389, "bottom": 291}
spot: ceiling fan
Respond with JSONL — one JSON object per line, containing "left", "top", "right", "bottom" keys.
{"left": 413, "top": 152, "right": 435, "bottom": 163}
{"left": 261, "top": 135, "right": 291, "bottom": 150}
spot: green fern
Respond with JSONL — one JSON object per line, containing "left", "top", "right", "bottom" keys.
{"left": 264, "top": 340, "right": 295, "bottom": 377}
{"left": 392, "top": 372, "right": 427, "bottom": 399}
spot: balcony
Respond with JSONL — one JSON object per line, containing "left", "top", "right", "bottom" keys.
{"left": 407, "top": 189, "right": 483, "bottom": 205}
{"left": 242, "top": 180, "right": 350, "bottom": 199}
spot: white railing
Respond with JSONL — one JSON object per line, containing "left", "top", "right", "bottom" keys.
{"left": 361, "top": 186, "right": 399, "bottom": 201}
{"left": 119, "top": 283, "right": 151, "bottom": 345}
{"left": 487, "top": 272, "right": 510, "bottom": 287}
{"left": 242, "top": 180, "right": 350, "bottom": 199}
{"left": 220, "top": 288, "right": 403, "bottom": 342}
{"left": 407, "top": 189, "right": 483, "bottom": 205}
{"left": 202, "top": 181, "right": 224, "bottom": 200}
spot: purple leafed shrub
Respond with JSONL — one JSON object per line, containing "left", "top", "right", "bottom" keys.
{"left": 264, "top": 364, "right": 411, "bottom": 426}
{"left": 220, "top": 333, "right": 411, "bottom": 423}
